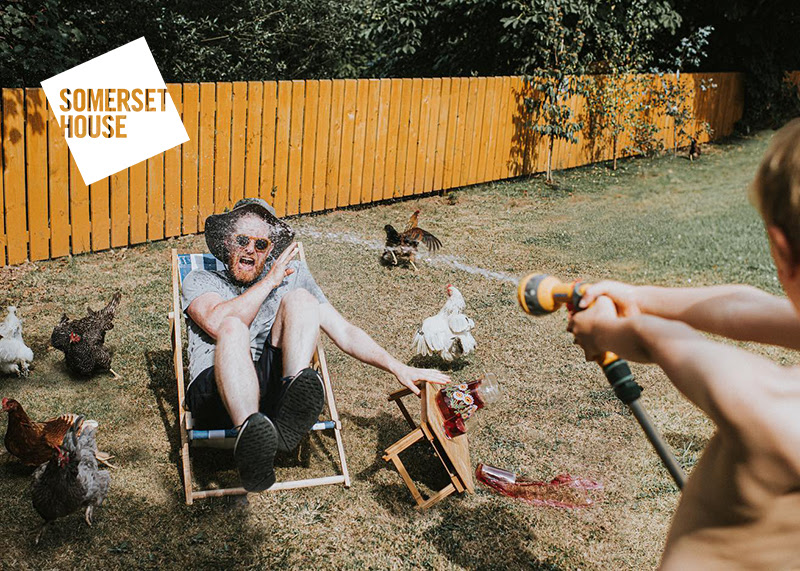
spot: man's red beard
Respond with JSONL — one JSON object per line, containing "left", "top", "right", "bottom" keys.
{"left": 228, "top": 250, "right": 268, "bottom": 286}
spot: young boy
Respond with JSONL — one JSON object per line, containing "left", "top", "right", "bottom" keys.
{"left": 568, "top": 120, "right": 800, "bottom": 569}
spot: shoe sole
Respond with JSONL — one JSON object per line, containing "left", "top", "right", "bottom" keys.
{"left": 234, "top": 413, "right": 277, "bottom": 492}
{"left": 274, "top": 369, "right": 326, "bottom": 452}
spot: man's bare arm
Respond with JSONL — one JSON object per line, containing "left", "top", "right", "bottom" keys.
{"left": 186, "top": 243, "right": 299, "bottom": 339}
{"left": 580, "top": 282, "right": 800, "bottom": 349}
{"left": 318, "top": 303, "right": 450, "bottom": 395}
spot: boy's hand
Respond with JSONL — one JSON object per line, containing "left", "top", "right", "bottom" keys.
{"left": 578, "top": 280, "right": 641, "bottom": 317}
{"left": 568, "top": 296, "right": 620, "bottom": 361}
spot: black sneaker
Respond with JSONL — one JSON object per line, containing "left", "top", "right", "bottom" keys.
{"left": 234, "top": 412, "right": 278, "bottom": 492}
{"left": 273, "top": 368, "right": 326, "bottom": 452}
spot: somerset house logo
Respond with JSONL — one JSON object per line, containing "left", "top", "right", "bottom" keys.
{"left": 40, "top": 37, "right": 189, "bottom": 185}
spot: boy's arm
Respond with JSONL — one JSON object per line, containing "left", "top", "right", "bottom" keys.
{"left": 569, "top": 298, "right": 800, "bottom": 472}
{"left": 318, "top": 303, "right": 450, "bottom": 395}
{"left": 580, "top": 282, "right": 800, "bottom": 350}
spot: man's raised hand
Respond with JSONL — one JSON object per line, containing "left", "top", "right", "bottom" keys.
{"left": 265, "top": 242, "right": 300, "bottom": 289}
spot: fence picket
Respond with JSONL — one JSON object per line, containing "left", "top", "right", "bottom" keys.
{"left": 287, "top": 80, "right": 305, "bottom": 216}
{"left": 25, "top": 89, "right": 49, "bottom": 260}
{"left": 300, "top": 80, "right": 319, "bottom": 214}
{"left": 181, "top": 83, "right": 200, "bottom": 234}
{"left": 312, "top": 80, "right": 331, "bottom": 213}
{"left": 197, "top": 83, "right": 215, "bottom": 229}
{"left": 164, "top": 83, "right": 182, "bottom": 237}
{"left": 47, "top": 103, "right": 70, "bottom": 258}
{"left": 3, "top": 89, "right": 27, "bottom": 263}
{"left": 259, "top": 82, "right": 278, "bottom": 207}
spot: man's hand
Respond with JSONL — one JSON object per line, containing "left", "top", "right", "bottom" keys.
{"left": 578, "top": 280, "right": 641, "bottom": 317}
{"left": 264, "top": 242, "right": 300, "bottom": 289}
{"left": 394, "top": 364, "right": 450, "bottom": 397}
{"left": 568, "top": 295, "right": 620, "bottom": 361}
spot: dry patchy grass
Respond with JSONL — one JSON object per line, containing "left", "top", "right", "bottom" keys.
{"left": 0, "top": 131, "right": 792, "bottom": 570}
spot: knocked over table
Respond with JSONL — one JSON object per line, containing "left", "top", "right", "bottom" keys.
{"left": 383, "top": 382, "right": 474, "bottom": 509}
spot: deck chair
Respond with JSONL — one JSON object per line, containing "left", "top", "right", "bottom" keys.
{"left": 169, "top": 244, "right": 351, "bottom": 504}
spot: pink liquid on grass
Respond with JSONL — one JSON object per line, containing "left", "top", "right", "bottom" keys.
{"left": 476, "top": 463, "right": 603, "bottom": 509}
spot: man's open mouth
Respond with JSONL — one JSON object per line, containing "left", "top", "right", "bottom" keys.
{"left": 238, "top": 257, "right": 255, "bottom": 268}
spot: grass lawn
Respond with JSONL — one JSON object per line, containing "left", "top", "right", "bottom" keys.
{"left": 0, "top": 130, "right": 792, "bottom": 570}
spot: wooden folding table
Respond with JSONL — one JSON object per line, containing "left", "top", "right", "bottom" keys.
{"left": 383, "top": 382, "right": 474, "bottom": 509}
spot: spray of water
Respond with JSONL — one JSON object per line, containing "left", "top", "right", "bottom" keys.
{"left": 297, "top": 227, "right": 520, "bottom": 285}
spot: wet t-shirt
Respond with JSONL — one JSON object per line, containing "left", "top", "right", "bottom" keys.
{"left": 181, "top": 259, "right": 327, "bottom": 385}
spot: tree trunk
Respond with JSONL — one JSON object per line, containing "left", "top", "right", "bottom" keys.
{"left": 612, "top": 136, "right": 618, "bottom": 171}
{"left": 546, "top": 136, "right": 554, "bottom": 183}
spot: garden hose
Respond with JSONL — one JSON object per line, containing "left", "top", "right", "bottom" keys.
{"left": 518, "top": 273, "right": 687, "bottom": 489}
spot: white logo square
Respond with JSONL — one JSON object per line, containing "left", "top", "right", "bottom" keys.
{"left": 40, "top": 37, "right": 189, "bottom": 185}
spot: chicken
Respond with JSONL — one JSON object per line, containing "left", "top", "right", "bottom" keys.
{"left": 51, "top": 292, "right": 121, "bottom": 378}
{"left": 412, "top": 285, "right": 476, "bottom": 362}
{"left": 689, "top": 138, "right": 701, "bottom": 161}
{"left": 2, "top": 397, "right": 113, "bottom": 467}
{"left": 31, "top": 416, "right": 110, "bottom": 543}
{"left": 382, "top": 210, "right": 442, "bottom": 271}
{"left": 0, "top": 306, "right": 34, "bottom": 377}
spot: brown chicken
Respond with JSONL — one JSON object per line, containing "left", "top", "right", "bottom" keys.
{"left": 2, "top": 398, "right": 113, "bottom": 467}
{"left": 382, "top": 210, "right": 442, "bottom": 271}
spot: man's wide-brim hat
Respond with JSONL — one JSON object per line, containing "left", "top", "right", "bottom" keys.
{"left": 204, "top": 198, "right": 294, "bottom": 263}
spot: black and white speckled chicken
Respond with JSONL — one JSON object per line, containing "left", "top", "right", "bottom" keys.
{"left": 31, "top": 416, "right": 110, "bottom": 543}
{"left": 51, "top": 292, "right": 121, "bottom": 378}
{"left": 381, "top": 210, "right": 442, "bottom": 271}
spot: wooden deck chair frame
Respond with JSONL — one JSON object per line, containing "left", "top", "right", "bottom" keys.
{"left": 169, "top": 244, "right": 351, "bottom": 504}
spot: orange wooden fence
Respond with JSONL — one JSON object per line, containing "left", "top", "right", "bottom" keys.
{"left": 0, "top": 72, "right": 744, "bottom": 266}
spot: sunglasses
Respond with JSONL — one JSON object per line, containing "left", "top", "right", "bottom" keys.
{"left": 234, "top": 234, "right": 272, "bottom": 252}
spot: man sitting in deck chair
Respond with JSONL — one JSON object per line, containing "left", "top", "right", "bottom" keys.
{"left": 182, "top": 197, "right": 450, "bottom": 492}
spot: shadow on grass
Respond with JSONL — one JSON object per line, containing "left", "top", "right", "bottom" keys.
{"left": 430, "top": 500, "right": 569, "bottom": 571}
{"left": 344, "top": 410, "right": 455, "bottom": 509}
{"left": 23, "top": 488, "right": 275, "bottom": 568}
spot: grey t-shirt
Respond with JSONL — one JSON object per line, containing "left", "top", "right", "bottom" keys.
{"left": 181, "top": 259, "right": 328, "bottom": 383}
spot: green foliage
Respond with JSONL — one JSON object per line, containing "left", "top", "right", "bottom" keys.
{"left": 516, "top": 2, "right": 591, "bottom": 183}
{"left": 1, "top": 0, "right": 371, "bottom": 86}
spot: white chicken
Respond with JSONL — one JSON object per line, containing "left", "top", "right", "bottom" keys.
{"left": 412, "top": 285, "right": 476, "bottom": 362}
{"left": 0, "top": 306, "right": 34, "bottom": 377}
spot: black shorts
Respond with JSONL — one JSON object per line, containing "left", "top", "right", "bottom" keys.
{"left": 186, "top": 331, "right": 284, "bottom": 429}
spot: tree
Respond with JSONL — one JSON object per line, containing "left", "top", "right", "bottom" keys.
{"left": 511, "top": 1, "right": 592, "bottom": 184}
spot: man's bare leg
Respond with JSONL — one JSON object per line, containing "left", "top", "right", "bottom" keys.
{"left": 214, "top": 316, "right": 260, "bottom": 426}
{"left": 270, "top": 289, "right": 320, "bottom": 377}
{"left": 268, "top": 289, "right": 325, "bottom": 452}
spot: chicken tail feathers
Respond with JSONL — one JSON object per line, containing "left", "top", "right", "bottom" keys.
{"left": 100, "top": 292, "right": 122, "bottom": 321}
{"left": 411, "top": 330, "right": 431, "bottom": 357}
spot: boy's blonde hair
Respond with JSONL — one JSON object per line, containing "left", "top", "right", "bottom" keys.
{"left": 751, "top": 119, "right": 800, "bottom": 261}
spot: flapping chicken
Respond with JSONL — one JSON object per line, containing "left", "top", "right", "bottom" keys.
{"left": 412, "top": 285, "right": 476, "bottom": 362}
{"left": 2, "top": 397, "right": 113, "bottom": 467}
{"left": 51, "top": 292, "right": 121, "bottom": 377}
{"left": 382, "top": 210, "right": 442, "bottom": 271}
{"left": 32, "top": 416, "right": 110, "bottom": 543}
{"left": 0, "top": 306, "right": 34, "bottom": 377}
